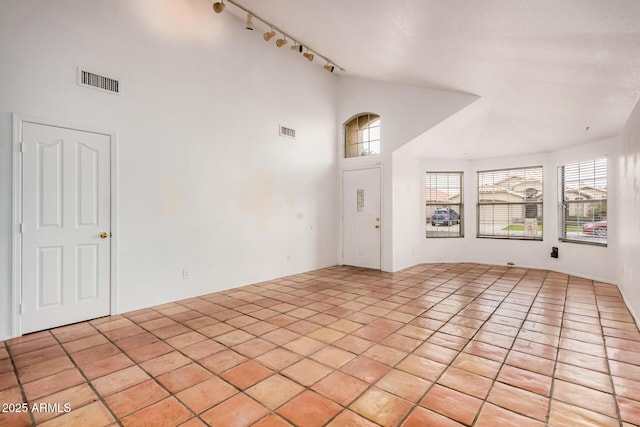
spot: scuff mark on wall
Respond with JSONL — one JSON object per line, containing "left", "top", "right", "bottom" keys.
{"left": 239, "top": 171, "right": 281, "bottom": 230}
{"left": 162, "top": 176, "right": 181, "bottom": 218}
{"left": 633, "top": 153, "right": 639, "bottom": 194}
{"left": 131, "top": 0, "right": 220, "bottom": 43}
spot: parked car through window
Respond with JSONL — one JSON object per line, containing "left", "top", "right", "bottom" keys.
{"left": 430, "top": 208, "right": 460, "bottom": 226}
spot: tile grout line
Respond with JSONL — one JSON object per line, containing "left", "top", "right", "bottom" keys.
{"left": 280, "top": 265, "right": 452, "bottom": 427}
{"left": 116, "top": 296, "right": 343, "bottom": 425}
{"left": 122, "top": 300, "right": 296, "bottom": 422}
{"left": 237, "top": 273, "right": 403, "bottom": 426}
{"left": 48, "top": 324, "right": 124, "bottom": 427}
{"left": 542, "top": 272, "right": 568, "bottom": 426}
{"left": 203, "top": 265, "right": 436, "bottom": 425}
{"left": 557, "top": 278, "right": 624, "bottom": 425}
{"left": 195, "top": 275, "right": 410, "bottom": 426}
{"left": 181, "top": 296, "right": 320, "bottom": 424}
{"left": 476, "top": 268, "right": 553, "bottom": 427}
{"left": 327, "top": 263, "right": 496, "bottom": 425}
{"left": 390, "top": 265, "right": 496, "bottom": 426}
{"left": 4, "top": 263, "right": 638, "bottom": 426}
{"left": 115, "top": 303, "right": 246, "bottom": 425}
{"left": 221, "top": 263, "right": 490, "bottom": 425}
{"left": 419, "top": 266, "right": 566, "bottom": 426}
{"left": 97, "top": 312, "right": 203, "bottom": 424}
{"left": 468, "top": 276, "right": 525, "bottom": 426}
{"left": 168, "top": 297, "right": 334, "bottom": 426}
{"left": 376, "top": 263, "right": 506, "bottom": 426}
{"left": 594, "top": 284, "right": 625, "bottom": 427}
{"left": 4, "top": 334, "right": 40, "bottom": 426}
{"left": 174, "top": 298, "right": 331, "bottom": 424}
{"left": 308, "top": 266, "right": 460, "bottom": 424}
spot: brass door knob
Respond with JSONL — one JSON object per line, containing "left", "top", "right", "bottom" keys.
{"left": 100, "top": 232, "right": 109, "bottom": 239}
{"left": 375, "top": 225, "right": 380, "bottom": 229}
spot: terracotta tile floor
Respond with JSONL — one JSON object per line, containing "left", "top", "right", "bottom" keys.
{"left": 2, "top": 263, "right": 640, "bottom": 426}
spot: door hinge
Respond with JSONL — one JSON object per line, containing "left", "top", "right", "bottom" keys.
{"left": 19, "top": 304, "right": 23, "bottom": 314}
{"left": 20, "top": 142, "right": 24, "bottom": 152}
{"left": 19, "top": 223, "right": 23, "bottom": 234}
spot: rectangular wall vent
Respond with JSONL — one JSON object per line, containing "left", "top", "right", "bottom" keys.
{"left": 78, "top": 68, "right": 120, "bottom": 94}
{"left": 279, "top": 125, "right": 296, "bottom": 139}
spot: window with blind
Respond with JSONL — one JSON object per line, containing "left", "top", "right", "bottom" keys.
{"left": 558, "top": 158, "right": 607, "bottom": 246}
{"left": 426, "top": 172, "right": 463, "bottom": 238}
{"left": 477, "top": 166, "right": 543, "bottom": 240}
{"left": 344, "top": 113, "right": 380, "bottom": 158}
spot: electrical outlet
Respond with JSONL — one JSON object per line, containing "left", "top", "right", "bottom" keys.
{"left": 182, "top": 269, "right": 190, "bottom": 279}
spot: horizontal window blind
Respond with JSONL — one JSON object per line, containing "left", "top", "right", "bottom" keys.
{"left": 477, "top": 166, "right": 543, "bottom": 240}
{"left": 425, "top": 172, "right": 463, "bottom": 238}
{"left": 559, "top": 158, "right": 607, "bottom": 245}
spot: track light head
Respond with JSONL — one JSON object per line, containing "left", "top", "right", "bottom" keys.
{"left": 212, "top": 1, "right": 225, "bottom": 13}
{"left": 212, "top": 2, "right": 343, "bottom": 75}
{"left": 263, "top": 29, "right": 276, "bottom": 42}
{"left": 245, "top": 14, "right": 254, "bottom": 30}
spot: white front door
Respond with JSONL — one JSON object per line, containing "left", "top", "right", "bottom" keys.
{"left": 342, "top": 168, "right": 381, "bottom": 269}
{"left": 21, "top": 122, "right": 111, "bottom": 334}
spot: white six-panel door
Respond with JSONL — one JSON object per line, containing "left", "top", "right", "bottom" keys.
{"left": 342, "top": 168, "right": 381, "bottom": 269}
{"left": 21, "top": 122, "right": 111, "bottom": 334}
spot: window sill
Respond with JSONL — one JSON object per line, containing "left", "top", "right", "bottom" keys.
{"left": 559, "top": 238, "right": 607, "bottom": 247}
{"left": 476, "top": 235, "right": 543, "bottom": 241}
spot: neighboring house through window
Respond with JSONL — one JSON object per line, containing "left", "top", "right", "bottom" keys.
{"left": 426, "top": 172, "right": 463, "bottom": 238}
{"left": 477, "top": 166, "right": 543, "bottom": 240}
{"left": 559, "top": 158, "right": 607, "bottom": 246}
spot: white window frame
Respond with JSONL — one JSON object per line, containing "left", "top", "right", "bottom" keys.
{"left": 425, "top": 172, "right": 464, "bottom": 238}
{"left": 344, "top": 113, "right": 380, "bottom": 158}
{"left": 558, "top": 158, "right": 608, "bottom": 246}
{"left": 477, "top": 166, "right": 543, "bottom": 240}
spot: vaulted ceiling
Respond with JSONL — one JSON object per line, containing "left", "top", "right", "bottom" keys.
{"left": 229, "top": 0, "right": 640, "bottom": 158}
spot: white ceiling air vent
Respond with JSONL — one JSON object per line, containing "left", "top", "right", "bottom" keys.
{"left": 279, "top": 125, "right": 296, "bottom": 139}
{"left": 77, "top": 68, "right": 119, "bottom": 94}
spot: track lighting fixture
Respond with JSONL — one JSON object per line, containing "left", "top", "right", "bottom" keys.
{"left": 212, "top": 1, "right": 225, "bottom": 14}
{"left": 245, "top": 13, "right": 254, "bottom": 30}
{"left": 275, "top": 36, "right": 288, "bottom": 48}
{"left": 212, "top": 0, "right": 344, "bottom": 74}
{"left": 303, "top": 50, "right": 314, "bottom": 62}
{"left": 263, "top": 28, "right": 276, "bottom": 42}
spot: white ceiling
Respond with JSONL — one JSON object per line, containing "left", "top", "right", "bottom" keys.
{"left": 226, "top": 0, "right": 640, "bottom": 158}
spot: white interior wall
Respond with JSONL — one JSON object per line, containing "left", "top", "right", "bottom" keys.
{"left": 414, "top": 140, "right": 620, "bottom": 285}
{"left": 391, "top": 98, "right": 489, "bottom": 270}
{"left": 390, "top": 153, "right": 422, "bottom": 271}
{"left": 1, "top": 1, "right": 636, "bottom": 340}
{"left": 617, "top": 99, "right": 640, "bottom": 322}
{"left": 418, "top": 159, "right": 474, "bottom": 265}
{"left": 0, "top": 0, "right": 338, "bottom": 340}
{"left": 335, "top": 76, "right": 479, "bottom": 271}
{"left": 546, "top": 138, "right": 620, "bottom": 283}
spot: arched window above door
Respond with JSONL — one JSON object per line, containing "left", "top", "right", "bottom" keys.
{"left": 344, "top": 113, "right": 380, "bottom": 158}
